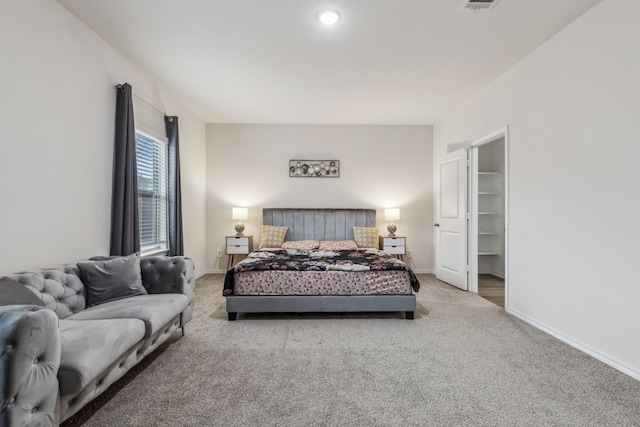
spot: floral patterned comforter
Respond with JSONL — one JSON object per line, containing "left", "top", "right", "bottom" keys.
{"left": 223, "top": 249, "right": 420, "bottom": 296}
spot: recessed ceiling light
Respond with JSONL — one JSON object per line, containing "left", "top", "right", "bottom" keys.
{"left": 317, "top": 10, "right": 341, "bottom": 25}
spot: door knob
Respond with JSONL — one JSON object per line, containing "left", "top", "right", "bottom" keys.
{"left": 434, "top": 223, "right": 440, "bottom": 227}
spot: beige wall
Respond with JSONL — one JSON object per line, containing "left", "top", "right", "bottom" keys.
{"left": 434, "top": 0, "right": 640, "bottom": 379}
{"left": 0, "top": 1, "right": 207, "bottom": 275}
{"left": 206, "top": 124, "right": 433, "bottom": 272}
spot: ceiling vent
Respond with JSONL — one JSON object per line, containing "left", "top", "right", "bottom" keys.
{"left": 460, "top": 0, "right": 499, "bottom": 11}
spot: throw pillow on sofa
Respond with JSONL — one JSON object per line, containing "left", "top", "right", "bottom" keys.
{"left": 0, "top": 277, "right": 45, "bottom": 306}
{"left": 77, "top": 254, "right": 147, "bottom": 307}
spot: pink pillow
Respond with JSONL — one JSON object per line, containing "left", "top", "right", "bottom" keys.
{"left": 281, "top": 240, "right": 320, "bottom": 250}
{"left": 318, "top": 240, "right": 358, "bottom": 251}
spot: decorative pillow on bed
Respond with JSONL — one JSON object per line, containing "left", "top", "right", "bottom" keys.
{"left": 281, "top": 240, "right": 320, "bottom": 250}
{"left": 259, "top": 225, "right": 289, "bottom": 249}
{"left": 318, "top": 240, "right": 358, "bottom": 251}
{"left": 353, "top": 226, "right": 380, "bottom": 248}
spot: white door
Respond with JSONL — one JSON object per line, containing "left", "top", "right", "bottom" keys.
{"left": 436, "top": 148, "right": 468, "bottom": 290}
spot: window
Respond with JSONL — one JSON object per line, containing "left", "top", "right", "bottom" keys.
{"left": 135, "top": 131, "right": 168, "bottom": 254}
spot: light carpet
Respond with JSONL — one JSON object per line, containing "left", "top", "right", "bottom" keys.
{"left": 63, "top": 274, "right": 640, "bottom": 426}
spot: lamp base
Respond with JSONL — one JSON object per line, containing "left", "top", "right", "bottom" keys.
{"left": 235, "top": 223, "right": 245, "bottom": 237}
{"left": 387, "top": 223, "right": 397, "bottom": 237}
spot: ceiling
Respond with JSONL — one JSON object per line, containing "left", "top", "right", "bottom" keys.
{"left": 58, "top": 0, "right": 601, "bottom": 125}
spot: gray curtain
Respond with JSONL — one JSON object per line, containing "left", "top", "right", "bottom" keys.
{"left": 110, "top": 83, "right": 140, "bottom": 256}
{"left": 165, "top": 116, "right": 184, "bottom": 256}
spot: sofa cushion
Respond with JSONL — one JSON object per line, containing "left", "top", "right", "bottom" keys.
{"left": 58, "top": 318, "right": 146, "bottom": 396}
{"left": 0, "top": 277, "right": 44, "bottom": 306}
{"left": 67, "top": 294, "right": 188, "bottom": 339}
{"left": 77, "top": 255, "right": 147, "bottom": 307}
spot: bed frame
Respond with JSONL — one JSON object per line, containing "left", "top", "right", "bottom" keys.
{"left": 225, "top": 208, "right": 416, "bottom": 320}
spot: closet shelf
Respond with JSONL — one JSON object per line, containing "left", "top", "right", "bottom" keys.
{"left": 478, "top": 172, "right": 502, "bottom": 176}
{"left": 478, "top": 212, "right": 501, "bottom": 216}
{"left": 478, "top": 252, "right": 500, "bottom": 256}
{"left": 478, "top": 232, "right": 501, "bottom": 235}
{"left": 478, "top": 192, "right": 502, "bottom": 195}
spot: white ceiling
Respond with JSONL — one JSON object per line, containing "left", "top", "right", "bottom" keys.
{"left": 58, "top": 0, "right": 601, "bottom": 125}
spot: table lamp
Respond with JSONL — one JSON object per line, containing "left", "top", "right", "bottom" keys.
{"left": 232, "top": 207, "right": 248, "bottom": 236}
{"left": 384, "top": 208, "right": 400, "bottom": 237}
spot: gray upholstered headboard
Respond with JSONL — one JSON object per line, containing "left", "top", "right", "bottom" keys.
{"left": 263, "top": 208, "right": 376, "bottom": 241}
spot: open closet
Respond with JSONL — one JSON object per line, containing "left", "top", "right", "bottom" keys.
{"left": 473, "top": 137, "right": 505, "bottom": 307}
{"left": 435, "top": 128, "right": 508, "bottom": 304}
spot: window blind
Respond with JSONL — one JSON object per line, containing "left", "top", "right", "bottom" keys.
{"left": 135, "top": 131, "right": 168, "bottom": 251}
{"left": 133, "top": 95, "right": 168, "bottom": 143}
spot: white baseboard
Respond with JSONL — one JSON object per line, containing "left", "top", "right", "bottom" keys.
{"left": 478, "top": 269, "right": 505, "bottom": 279}
{"left": 412, "top": 269, "right": 433, "bottom": 274}
{"left": 507, "top": 308, "right": 640, "bottom": 381}
{"left": 196, "top": 269, "right": 225, "bottom": 278}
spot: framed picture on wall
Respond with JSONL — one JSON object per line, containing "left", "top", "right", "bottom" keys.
{"left": 289, "top": 160, "right": 339, "bottom": 177}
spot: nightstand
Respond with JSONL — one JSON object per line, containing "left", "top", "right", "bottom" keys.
{"left": 379, "top": 236, "right": 406, "bottom": 261}
{"left": 226, "top": 235, "right": 253, "bottom": 270}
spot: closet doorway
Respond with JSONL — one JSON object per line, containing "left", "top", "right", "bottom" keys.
{"left": 468, "top": 129, "right": 508, "bottom": 309}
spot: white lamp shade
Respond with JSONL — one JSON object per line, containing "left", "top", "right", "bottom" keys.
{"left": 384, "top": 208, "right": 400, "bottom": 222}
{"left": 232, "top": 207, "right": 248, "bottom": 221}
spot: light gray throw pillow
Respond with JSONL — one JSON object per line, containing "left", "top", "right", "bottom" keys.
{"left": 0, "top": 277, "right": 45, "bottom": 306}
{"left": 78, "top": 255, "right": 147, "bottom": 307}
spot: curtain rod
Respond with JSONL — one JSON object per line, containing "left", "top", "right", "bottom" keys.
{"left": 115, "top": 83, "right": 167, "bottom": 117}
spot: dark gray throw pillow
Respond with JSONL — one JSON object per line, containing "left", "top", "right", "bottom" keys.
{"left": 77, "top": 254, "right": 147, "bottom": 307}
{"left": 0, "top": 277, "right": 45, "bottom": 306}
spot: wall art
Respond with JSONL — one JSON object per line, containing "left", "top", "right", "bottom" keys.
{"left": 289, "top": 160, "right": 339, "bottom": 177}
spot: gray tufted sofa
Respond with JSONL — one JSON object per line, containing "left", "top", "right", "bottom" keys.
{"left": 0, "top": 256, "right": 195, "bottom": 426}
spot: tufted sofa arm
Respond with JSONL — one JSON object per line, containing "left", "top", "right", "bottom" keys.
{"left": 140, "top": 256, "right": 195, "bottom": 326}
{"left": 0, "top": 305, "right": 61, "bottom": 427}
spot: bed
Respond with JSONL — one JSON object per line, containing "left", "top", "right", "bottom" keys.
{"left": 223, "top": 208, "right": 419, "bottom": 320}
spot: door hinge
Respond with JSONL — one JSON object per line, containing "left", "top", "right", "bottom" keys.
{"left": 466, "top": 160, "right": 471, "bottom": 167}
{"left": 466, "top": 265, "right": 471, "bottom": 272}
{"left": 466, "top": 212, "right": 471, "bottom": 220}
